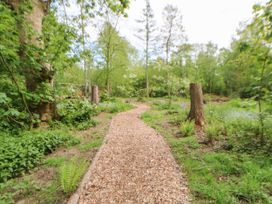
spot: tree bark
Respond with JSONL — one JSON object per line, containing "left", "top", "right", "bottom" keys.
{"left": 187, "top": 83, "right": 205, "bottom": 127}
{"left": 7, "top": 0, "right": 55, "bottom": 124}
{"left": 91, "top": 85, "right": 99, "bottom": 104}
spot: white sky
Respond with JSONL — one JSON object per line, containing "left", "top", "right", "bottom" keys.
{"left": 118, "top": 0, "right": 268, "bottom": 49}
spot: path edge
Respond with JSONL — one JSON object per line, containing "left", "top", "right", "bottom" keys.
{"left": 66, "top": 105, "right": 139, "bottom": 204}
{"left": 66, "top": 117, "right": 115, "bottom": 204}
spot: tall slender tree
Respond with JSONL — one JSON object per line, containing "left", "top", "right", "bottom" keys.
{"left": 250, "top": 1, "right": 272, "bottom": 142}
{"left": 75, "top": 0, "right": 94, "bottom": 97}
{"left": 161, "top": 4, "right": 185, "bottom": 65}
{"left": 95, "top": 16, "right": 135, "bottom": 95}
{"left": 161, "top": 4, "right": 186, "bottom": 101}
{"left": 135, "top": 0, "right": 156, "bottom": 97}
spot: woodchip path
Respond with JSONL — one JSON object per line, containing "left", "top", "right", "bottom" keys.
{"left": 68, "top": 104, "right": 190, "bottom": 204}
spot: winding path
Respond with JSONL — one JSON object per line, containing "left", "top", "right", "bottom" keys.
{"left": 68, "top": 104, "right": 190, "bottom": 204}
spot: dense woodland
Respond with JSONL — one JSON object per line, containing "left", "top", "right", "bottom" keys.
{"left": 0, "top": 0, "right": 272, "bottom": 203}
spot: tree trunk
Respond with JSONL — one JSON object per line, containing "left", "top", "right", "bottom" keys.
{"left": 91, "top": 85, "right": 99, "bottom": 104}
{"left": 145, "top": 59, "right": 149, "bottom": 97}
{"left": 187, "top": 83, "right": 205, "bottom": 127}
{"left": 145, "top": 25, "right": 149, "bottom": 98}
{"left": 8, "top": 0, "right": 55, "bottom": 124}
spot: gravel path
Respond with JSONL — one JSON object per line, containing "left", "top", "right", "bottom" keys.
{"left": 68, "top": 104, "right": 190, "bottom": 204}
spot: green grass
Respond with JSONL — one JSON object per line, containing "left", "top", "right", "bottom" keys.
{"left": 205, "top": 123, "right": 223, "bottom": 143}
{"left": 79, "top": 138, "right": 103, "bottom": 152}
{"left": 0, "top": 177, "right": 40, "bottom": 204}
{"left": 98, "top": 100, "right": 133, "bottom": 113}
{"left": 37, "top": 181, "right": 64, "bottom": 204}
{"left": 44, "top": 156, "right": 68, "bottom": 167}
{"left": 141, "top": 98, "right": 272, "bottom": 204}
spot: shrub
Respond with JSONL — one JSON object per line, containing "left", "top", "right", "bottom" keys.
{"left": 205, "top": 99, "right": 272, "bottom": 154}
{"left": 59, "top": 157, "right": 88, "bottom": 193}
{"left": 99, "top": 91, "right": 110, "bottom": 102}
{"left": 76, "top": 120, "right": 98, "bottom": 131}
{"left": 180, "top": 121, "right": 195, "bottom": 137}
{"left": 0, "top": 130, "right": 79, "bottom": 182}
{"left": 225, "top": 118, "right": 263, "bottom": 152}
{"left": 57, "top": 99, "right": 98, "bottom": 130}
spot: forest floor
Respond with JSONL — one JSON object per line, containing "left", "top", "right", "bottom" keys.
{"left": 0, "top": 112, "right": 114, "bottom": 204}
{"left": 141, "top": 98, "right": 272, "bottom": 203}
{"left": 68, "top": 104, "right": 191, "bottom": 204}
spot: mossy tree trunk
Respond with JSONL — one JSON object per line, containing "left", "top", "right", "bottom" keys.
{"left": 7, "top": 0, "right": 55, "bottom": 124}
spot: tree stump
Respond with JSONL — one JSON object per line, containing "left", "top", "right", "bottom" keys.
{"left": 91, "top": 85, "right": 99, "bottom": 104}
{"left": 187, "top": 83, "right": 205, "bottom": 127}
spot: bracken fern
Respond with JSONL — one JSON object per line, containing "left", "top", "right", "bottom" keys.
{"left": 59, "top": 157, "right": 88, "bottom": 194}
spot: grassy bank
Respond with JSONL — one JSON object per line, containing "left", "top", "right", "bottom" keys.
{"left": 141, "top": 98, "right": 272, "bottom": 204}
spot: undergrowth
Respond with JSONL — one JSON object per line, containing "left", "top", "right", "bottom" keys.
{"left": 0, "top": 130, "right": 79, "bottom": 182}
{"left": 79, "top": 138, "right": 103, "bottom": 152}
{"left": 141, "top": 98, "right": 272, "bottom": 204}
{"left": 57, "top": 99, "right": 98, "bottom": 130}
{"left": 180, "top": 121, "right": 195, "bottom": 137}
{"left": 97, "top": 98, "right": 133, "bottom": 113}
{"left": 59, "top": 157, "right": 88, "bottom": 194}
{"left": 0, "top": 176, "right": 40, "bottom": 204}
